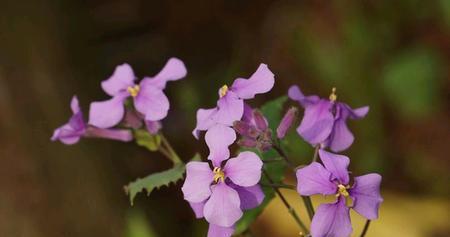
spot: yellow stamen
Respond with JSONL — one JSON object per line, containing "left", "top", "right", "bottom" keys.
{"left": 336, "top": 184, "right": 349, "bottom": 197}
{"left": 213, "top": 167, "right": 225, "bottom": 183}
{"left": 127, "top": 85, "right": 140, "bottom": 97}
{"left": 219, "top": 85, "right": 228, "bottom": 98}
{"left": 329, "top": 87, "right": 337, "bottom": 101}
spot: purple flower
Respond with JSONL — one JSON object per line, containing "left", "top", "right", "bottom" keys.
{"left": 182, "top": 149, "right": 264, "bottom": 237}
{"left": 192, "top": 64, "right": 275, "bottom": 139}
{"left": 234, "top": 104, "right": 272, "bottom": 152}
{"left": 296, "top": 150, "right": 383, "bottom": 237}
{"left": 288, "top": 85, "right": 369, "bottom": 152}
{"left": 51, "top": 96, "right": 133, "bottom": 144}
{"left": 88, "top": 58, "right": 187, "bottom": 129}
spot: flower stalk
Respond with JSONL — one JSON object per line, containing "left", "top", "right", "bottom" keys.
{"left": 263, "top": 170, "right": 309, "bottom": 233}
{"left": 360, "top": 220, "right": 371, "bottom": 237}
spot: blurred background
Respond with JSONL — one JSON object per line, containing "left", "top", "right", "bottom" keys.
{"left": 0, "top": 0, "right": 449, "bottom": 236}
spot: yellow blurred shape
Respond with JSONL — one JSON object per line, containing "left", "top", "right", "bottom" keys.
{"left": 253, "top": 191, "right": 449, "bottom": 237}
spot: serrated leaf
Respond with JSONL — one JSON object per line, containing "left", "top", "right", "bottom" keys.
{"left": 235, "top": 97, "right": 288, "bottom": 234}
{"left": 134, "top": 129, "right": 161, "bottom": 151}
{"left": 125, "top": 154, "right": 201, "bottom": 205}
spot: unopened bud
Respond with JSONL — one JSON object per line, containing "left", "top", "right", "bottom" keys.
{"left": 238, "top": 137, "right": 257, "bottom": 148}
{"left": 253, "top": 110, "right": 268, "bottom": 131}
{"left": 277, "top": 107, "right": 298, "bottom": 139}
{"left": 233, "top": 121, "right": 251, "bottom": 135}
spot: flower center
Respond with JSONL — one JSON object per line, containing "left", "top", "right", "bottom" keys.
{"left": 336, "top": 184, "right": 349, "bottom": 197}
{"left": 127, "top": 85, "right": 140, "bottom": 97}
{"left": 213, "top": 167, "right": 225, "bottom": 183}
{"left": 329, "top": 87, "right": 337, "bottom": 102}
{"left": 219, "top": 85, "right": 228, "bottom": 98}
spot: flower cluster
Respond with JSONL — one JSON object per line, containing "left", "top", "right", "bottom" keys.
{"left": 182, "top": 64, "right": 275, "bottom": 236}
{"left": 53, "top": 56, "right": 383, "bottom": 237}
{"left": 52, "top": 58, "right": 186, "bottom": 144}
{"left": 289, "top": 86, "right": 382, "bottom": 237}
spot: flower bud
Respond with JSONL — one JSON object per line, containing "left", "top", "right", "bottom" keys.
{"left": 253, "top": 110, "right": 268, "bottom": 131}
{"left": 277, "top": 107, "right": 298, "bottom": 139}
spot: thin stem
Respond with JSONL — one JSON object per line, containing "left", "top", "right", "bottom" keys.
{"left": 158, "top": 146, "right": 173, "bottom": 160}
{"left": 312, "top": 145, "right": 320, "bottom": 162}
{"left": 272, "top": 144, "right": 295, "bottom": 168}
{"left": 302, "top": 196, "right": 315, "bottom": 221}
{"left": 159, "top": 134, "right": 182, "bottom": 164}
{"left": 271, "top": 143, "right": 316, "bottom": 220}
{"left": 263, "top": 170, "right": 309, "bottom": 233}
{"left": 261, "top": 183, "right": 296, "bottom": 190}
{"left": 360, "top": 220, "right": 371, "bottom": 237}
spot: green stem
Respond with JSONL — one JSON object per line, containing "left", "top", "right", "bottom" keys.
{"left": 263, "top": 170, "right": 309, "bottom": 233}
{"left": 272, "top": 144, "right": 295, "bottom": 168}
{"left": 360, "top": 220, "right": 371, "bottom": 237}
{"left": 160, "top": 134, "right": 182, "bottom": 164}
{"left": 302, "top": 196, "right": 315, "bottom": 221}
{"left": 261, "top": 183, "right": 296, "bottom": 190}
{"left": 271, "top": 143, "right": 316, "bottom": 220}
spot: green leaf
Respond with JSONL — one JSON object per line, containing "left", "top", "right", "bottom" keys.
{"left": 235, "top": 97, "right": 288, "bottom": 234}
{"left": 125, "top": 154, "right": 201, "bottom": 205}
{"left": 260, "top": 96, "right": 288, "bottom": 132}
{"left": 134, "top": 129, "right": 161, "bottom": 151}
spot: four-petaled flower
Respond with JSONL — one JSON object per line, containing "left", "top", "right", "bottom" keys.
{"left": 288, "top": 85, "right": 369, "bottom": 152}
{"left": 182, "top": 151, "right": 264, "bottom": 237}
{"left": 51, "top": 96, "right": 133, "bottom": 144}
{"left": 296, "top": 149, "right": 383, "bottom": 237}
{"left": 192, "top": 64, "right": 275, "bottom": 139}
{"left": 89, "top": 58, "right": 187, "bottom": 129}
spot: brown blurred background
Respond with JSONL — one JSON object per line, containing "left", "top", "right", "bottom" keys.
{"left": 0, "top": 0, "right": 449, "bottom": 236}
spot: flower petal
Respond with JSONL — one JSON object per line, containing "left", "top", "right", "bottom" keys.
{"left": 297, "top": 99, "right": 334, "bottom": 145}
{"left": 181, "top": 161, "right": 214, "bottom": 203}
{"left": 327, "top": 116, "right": 354, "bottom": 152}
{"left": 231, "top": 64, "right": 275, "bottom": 99}
{"left": 296, "top": 162, "right": 336, "bottom": 196}
{"left": 70, "top": 95, "right": 81, "bottom": 114}
{"left": 342, "top": 103, "right": 369, "bottom": 120}
{"left": 51, "top": 123, "right": 84, "bottom": 145}
{"left": 189, "top": 201, "right": 205, "bottom": 219}
{"left": 205, "top": 124, "right": 236, "bottom": 167}
{"left": 192, "top": 108, "right": 218, "bottom": 139}
{"left": 288, "top": 85, "right": 320, "bottom": 107}
{"left": 207, "top": 224, "right": 235, "bottom": 237}
{"left": 145, "top": 120, "right": 162, "bottom": 134}
{"left": 224, "top": 151, "right": 263, "bottom": 187}
{"left": 134, "top": 83, "right": 169, "bottom": 121}
{"left": 311, "top": 197, "right": 352, "bottom": 237}
{"left": 231, "top": 184, "right": 264, "bottom": 210}
{"left": 101, "top": 63, "right": 136, "bottom": 96}
{"left": 319, "top": 149, "right": 350, "bottom": 184}
{"left": 350, "top": 173, "right": 383, "bottom": 220}
{"left": 141, "top": 57, "right": 187, "bottom": 90}
{"left": 213, "top": 91, "right": 244, "bottom": 126}
{"left": 88, "top": 94, "right": 127, "bottom": 128}
{"left": 204, "top": 182, "right": 243, "bottom": 227}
